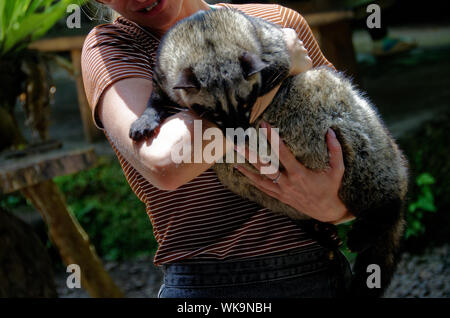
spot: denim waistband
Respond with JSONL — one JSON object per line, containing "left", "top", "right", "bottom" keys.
{"left": 161, "top": 246, "right": 337, "bottom": 288}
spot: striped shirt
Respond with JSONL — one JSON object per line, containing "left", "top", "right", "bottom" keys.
{"left": 81, "top": 3, "right": 333, "bottom": 266}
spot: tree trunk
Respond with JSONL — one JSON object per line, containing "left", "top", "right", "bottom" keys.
{"left": 21, "top": 180, "right": 124, "bottom": 298}
{"left": 0, "top": 207, "right": 57, "bottom": 297}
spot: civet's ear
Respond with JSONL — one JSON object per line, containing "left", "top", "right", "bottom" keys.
{"left": 239, "top": 51, "right": 268, "bottom": 79}
{"left": 173, "top": 67, "right": 200, "bottom": 91}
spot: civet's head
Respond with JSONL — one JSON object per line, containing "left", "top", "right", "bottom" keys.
{"left": 155, "top": 9, "right": 281, "bottom": 133}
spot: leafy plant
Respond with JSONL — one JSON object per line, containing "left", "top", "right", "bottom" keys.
{"left": 336, "top": 172, "right": 438, "bottom": 261}
{"left": 0, "top": 0, "right": 86, "bottom": 57}
{"left": 1, "top": 157, "right": 159, "bottom": 261}
{"left": 0, "top": 0, "right": 87, "bottom": 149}
{"left": 0, "top": 192, "right": 28, "bottom": 210}
{"left": 405, "top": 172, "right": 437, "bottom": 238}
{"left": 54, "top": 157, "right": 158, "bottom": 261}
{"left": 396, "top": 110, "right": 450, "bottom": 249}
{"left": 337, "top": 222, "right": 357, "bottom": 264}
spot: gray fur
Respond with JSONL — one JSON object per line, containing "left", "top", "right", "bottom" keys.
{"left": 130, "top": 8, "right": 409, "bottom": 297}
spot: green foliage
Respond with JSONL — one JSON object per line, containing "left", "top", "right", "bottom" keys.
{"left": 1, "top": 157, "right": 158, "bottom": 261}
{"left": 0, "top": 0, "right": 87, "bottom": 56}
{"left": 397, "top": 110, "right": 450, "bottom": 247}
{"left": 53, "top": 157, "right": 158, "bottom": 261}
{"left": 405, "top": 173, "right": 437, "bottom": 238}
{"left": 337, "top": 222, "right": 357, "bottom": 264}
{"left": 336, "top": 171, "right": 437, "bottom": 260}
{"left": 0, "top": 192, "right": 28, "bottom": 210}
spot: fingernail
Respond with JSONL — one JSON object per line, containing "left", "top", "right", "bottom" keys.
{"left": 328, "top": 128, "right": 336, "bottom": 138}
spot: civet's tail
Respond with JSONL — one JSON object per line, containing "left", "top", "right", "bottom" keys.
{"left": 347, "top": 198, "right": 405, "bottom": 297}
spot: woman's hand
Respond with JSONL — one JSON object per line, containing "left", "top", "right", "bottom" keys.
{"left": 250, "top": 29, "right": 312, "bottom": 123}
{"left": 281, "top": 28, "right": 313, "bottom": 76}
{"left": 234, "top": 121, "right": 355, "bottom": 224}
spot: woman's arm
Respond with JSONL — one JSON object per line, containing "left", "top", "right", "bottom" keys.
{"left": 98, "top": 77, "right": 232, "bottom": 191}
{"left": 97, "top": 28, "right": 309, "bottom": 192}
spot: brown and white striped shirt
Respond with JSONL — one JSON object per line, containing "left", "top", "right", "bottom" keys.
{"left": 81, "top": 3, "right": 334, "bottom": 266}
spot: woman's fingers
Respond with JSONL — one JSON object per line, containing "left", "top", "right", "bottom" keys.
{"left": 233, "top": 123, "right": 349, "bottom": 223}
{"left": 326, "top": 128, "right": 345, "bottom": 180}
{"left": 260, "top": 122, "right": 345, "bottom": 180}
{"left": 234, "top": 143, "right": 280, "bottom": 180}
{"left": 234, "top": 165, "right": 282, "bottom": 196}
{"left": 234, "top": 122, "right": 345, "bottom": 186}
{"left": 259, "top": 121, "right": 307, "bottom": 176}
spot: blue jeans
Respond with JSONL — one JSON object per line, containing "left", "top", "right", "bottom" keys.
{"left": 158, "top": 246, "right": 353, "bottom": 298}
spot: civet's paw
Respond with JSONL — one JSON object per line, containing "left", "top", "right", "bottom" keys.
{"left": 129, "top": 116, "right": 160, "bottom": 141}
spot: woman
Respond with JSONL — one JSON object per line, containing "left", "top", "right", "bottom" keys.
{"left": 82, "top": 0, "right": 354, "bottom": 298}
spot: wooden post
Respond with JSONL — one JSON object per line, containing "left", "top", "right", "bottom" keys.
{"left": 21, "top": 180, "right": 124, "bottom": 298}
{"left": 29, "top": 36, "right": 104, "bottom": 143}
{"left": 1, "top": 146, "right": 123, "bottom": 298}
{"left": 278, "top": 5, "right": 360, "bottom": 82}
{"left": 70, "top": 49, "right": 103, "bottom": 143}
{"left": 315, "top": 20, "right": 360, "bottom": 84}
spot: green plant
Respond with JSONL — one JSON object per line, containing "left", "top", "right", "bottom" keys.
{"left": 336, "top": 172, "right": 438, "bottom": 260}
{"left": 0, "top": 0, "right": 87, "bottom": 150}
{"left": 54, "top": 157, "right": 158, "bottom": 261}
{"left": 405, "top": 172, "right": 437, "bottom": 239}
{"left": 0, "top": 0, "right": 85, "bottom": 56}
{"left": 337, "top": 222, "right": 357, "bottom": 264}
{"left": 396, "top": 110, "right": 450, "bottom": 248}
{"left": 1, "top": 157, "right": 158, "bottom": 261}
